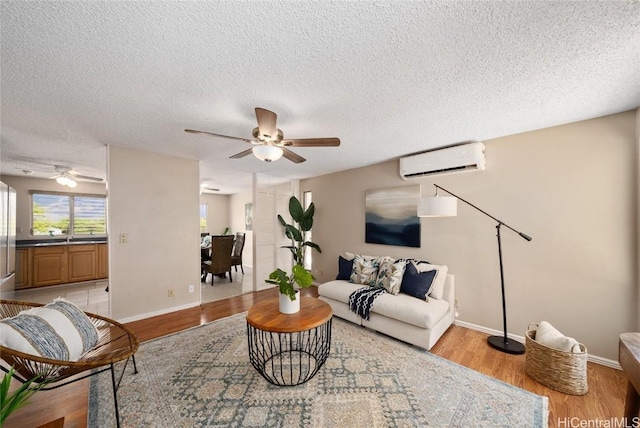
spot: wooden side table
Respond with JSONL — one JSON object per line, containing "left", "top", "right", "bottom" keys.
{"left": 246, "top": 297, "right": 332, "bottom": 386}
{"left": 619, "top": 333, "right": 640, "bottom": 426}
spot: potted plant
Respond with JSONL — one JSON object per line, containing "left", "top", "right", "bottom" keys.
{"left": 1, "top": 367, "right": 48, "bottom": 425}
{"left": 266, "top": 196, "right": 321, "bottom": 313}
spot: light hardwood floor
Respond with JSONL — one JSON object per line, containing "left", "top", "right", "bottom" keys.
{"left": 4, "top": 287, "right": 628, "bottom": 428}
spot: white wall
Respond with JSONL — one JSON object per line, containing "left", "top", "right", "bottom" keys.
{"left": 108, "top": 146, "right": 200, "bottom": 320}
{"left": 199, "top": 193, "right": 230, "bottom": 236}
{"left": 303, "top": 111, "right": 637, "bottom": 361}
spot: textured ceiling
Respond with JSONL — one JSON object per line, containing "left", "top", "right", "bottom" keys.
{"left": 1, "top": 1, "right": 639, "bottom": 193}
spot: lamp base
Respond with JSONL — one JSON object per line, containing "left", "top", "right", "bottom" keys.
{"left": 487, "top": 335, "right": 525, "bottom": 355}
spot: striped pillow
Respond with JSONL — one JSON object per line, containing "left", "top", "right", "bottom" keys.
{"left": 0, "top": 298, "right": 99, "bottom": 361}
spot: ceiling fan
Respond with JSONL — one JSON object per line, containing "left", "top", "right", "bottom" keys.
{"left": 185, "top": 107, "right": 340, "bottom": 163}
{"left": 50, "top": 165, "right": 103, "bottom": 188}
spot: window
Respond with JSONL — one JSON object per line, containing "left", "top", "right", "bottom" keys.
{"left": 200, "top": 204, "right": 207, "bottom": 233}
{"left": 31, "top": 192, "right": 106, "bottom": 236}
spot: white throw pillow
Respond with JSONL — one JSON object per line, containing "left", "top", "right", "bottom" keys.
{"left": 535, "top": 321, "right": 582, "bottom": 353}
{"left": 0, "top": 298, "right": 99, "bottom": 361}
{"left": 414, "top": 263, "right": 448, "bottom": 300}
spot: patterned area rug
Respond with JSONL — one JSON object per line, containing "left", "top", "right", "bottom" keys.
{"left": 88, "top": 313, "right": 548, "bottom": 427}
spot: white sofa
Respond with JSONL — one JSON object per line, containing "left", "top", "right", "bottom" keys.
{"left": 318, "top": 273, "right": 455, "bottom": 350}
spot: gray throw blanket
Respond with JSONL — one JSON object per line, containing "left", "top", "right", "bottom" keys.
{"left": 348, "top": 286, "right": 386, "bottom": 320}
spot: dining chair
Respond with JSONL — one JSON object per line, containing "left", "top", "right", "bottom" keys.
{"left": 202, "top": 235, "right": 234, "bottom": 284}
{"left": 231, "top": 232, "right": 246, "bottom": 274}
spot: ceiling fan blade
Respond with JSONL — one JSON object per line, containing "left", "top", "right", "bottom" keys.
{"left": 73, "top": 174, "right": 104, "bottom": 182}
{"left": 282, "top": 148, "right": 306, "bottom": 164}
{"left": 281, "top": 137, "right": 341, "bottom": 147}
{"left": 229, "top": 148, "right": 254, "bottom": 159}
{"left": 185, "top": 129, "right": 253, "bottom": 144}
{"left": 255, "top": 108, "right": 277, "bottom": 139}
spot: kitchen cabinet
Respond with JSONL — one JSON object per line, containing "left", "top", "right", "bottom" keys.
{"left": 17, "top": 243, "right": 109, "bottom": 289}
{"left": 32, "top": 246, "right": 68, "bottom": 287}
{"left": 16, "top": 248, "right": 29, "bottom": 288}
{"left": 68, "top": 244, "right": 97, "bottom": 283}
{"left": 97, "top": 243, "right": 108, "bottom": 279}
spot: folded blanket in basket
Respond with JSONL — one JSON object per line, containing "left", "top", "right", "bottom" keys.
{"left": 348, "top": 286, "right": 386, "bottom": 320}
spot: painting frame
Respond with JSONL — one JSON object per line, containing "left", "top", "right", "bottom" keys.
{"left": 245, "top": 203, "right": 253, "bottom": 231}
{"left": 365, "top": 185, "right": 421, "bottom": 248}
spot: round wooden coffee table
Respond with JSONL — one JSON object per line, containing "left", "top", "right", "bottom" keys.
{"left": 246, "top": 296, "right": 332, "bottom": 386}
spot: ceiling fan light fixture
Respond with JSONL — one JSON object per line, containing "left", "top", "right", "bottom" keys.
{"left": 252, "top": 145, "right": 283, "bottom": 162}
{"left": 56, "top": 174, "right": 77, "bottom": 188}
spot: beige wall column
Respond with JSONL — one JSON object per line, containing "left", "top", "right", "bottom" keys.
{"left": 108, "top": 146, "right": 200, "bottom": 321}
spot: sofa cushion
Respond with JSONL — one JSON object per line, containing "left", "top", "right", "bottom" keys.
{"left": 375, "top": 258, "right": 406, "bottom": 295}
{"left": 350, "top": 255, "right": 381, "bottom": 285}
{"left": 0, "top": 298, "right": 99, "bottom": 361}
{"left": 400, "top": 262, "right": 437, "bottom": 300}
{"left": 368, "top": 289, "right": 450, "bottom": 329}
{"left": 336, "top": 256, "right": 354, "bottom": 280}
{"left": 319, "top": 280, "right": 366, "bottom": 303}
{"left": 319, "top": 279, "right": 450, "bottom": 329}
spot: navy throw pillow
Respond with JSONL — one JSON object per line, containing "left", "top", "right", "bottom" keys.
{"left": 336, "top": 256, "right": 354, "bottom": 280}
{"left": 400, "top": 262, "right": 437, "bottom": 300}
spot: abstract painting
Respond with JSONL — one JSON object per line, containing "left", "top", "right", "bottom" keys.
{"left": 245, "top": 203, "right": 253, "bottom": 230}
{"left": 365, "top": 185, "right": 420, "bottom": 247}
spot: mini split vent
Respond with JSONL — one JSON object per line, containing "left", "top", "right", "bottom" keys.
{"left": 399, "top": 142, "right": 485, "bottom": 179}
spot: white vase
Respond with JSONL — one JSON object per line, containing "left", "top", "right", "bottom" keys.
{"left": 279, "top": 290, "right": 300, "bottom": 314}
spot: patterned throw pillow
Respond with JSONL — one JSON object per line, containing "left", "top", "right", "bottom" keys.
{"left": 0, "top": 298, "right": 99, "bottom": 361}
{"left": 350, "top": 254, "right": 381, "bottom": 286}
{"left": 376, "top": 258, "right": 407, "bottom": 294}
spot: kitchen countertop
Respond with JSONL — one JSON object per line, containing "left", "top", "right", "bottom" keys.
{"left": 16, "top": 238, "right": 108, "bottom": 248}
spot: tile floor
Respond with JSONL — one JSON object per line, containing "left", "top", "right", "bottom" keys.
{"left": 11, "top": 266, "right": 256, "bottom": 318}
{"left": 201, "top": 266, "right": 254, "bottom": 302}
{"left": 14, "top": 280, "right": 110, "bottom": 316}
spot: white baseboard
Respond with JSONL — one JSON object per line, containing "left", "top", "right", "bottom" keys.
{"left": 454, "top": 320, "right": 621, "bottom": 370}
{"left": 117, "top": 301, "right": 201, "bottom": 324}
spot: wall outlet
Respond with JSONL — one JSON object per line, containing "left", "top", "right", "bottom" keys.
{"left": 119, "top": 233, "right": 127, "bottom": 244}
{"left": 188, "top": 284, "right": 194, "bottom": 293}
{"left": 454, "top": 299, "right": 459, "bottom": 309}
{"left": 168, "top": 288, "right": 174, "bottom": 297}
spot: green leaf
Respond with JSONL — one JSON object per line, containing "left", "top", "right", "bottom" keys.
{"left": 288, "top": 197, "right": 304, "bottom": 222}
{"left": 303, "top": 241, "right": 322, "bottom": 253}
{"left": 0, "top": 368, "right": 48, "bottom": 425}
{"left": 284, "top": 225, "right": 302, "bottom": 242}
{"left": 277, "top": 215, "right": 288, "bottom": 227}
{"left": 292, "top": 265, "right": 314, "bottom": 288}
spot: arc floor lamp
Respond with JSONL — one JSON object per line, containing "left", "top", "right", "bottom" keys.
{"left": 418, "top": 184, "right": 532, "bottom": 355}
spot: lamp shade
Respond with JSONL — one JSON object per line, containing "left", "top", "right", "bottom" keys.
{"left": 417, "top": 196, "right": 457, "bottom": 217}
{"left": 252, "top": 145, "right": 283, "bottom": 162}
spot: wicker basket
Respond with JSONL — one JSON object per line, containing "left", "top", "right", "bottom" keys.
{"left": 525, "top": 328, "right": 588, "bottom": 395}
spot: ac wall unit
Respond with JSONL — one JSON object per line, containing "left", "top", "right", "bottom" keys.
{"left": 399, "top": 142, "right": 485, "bottom": 180}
